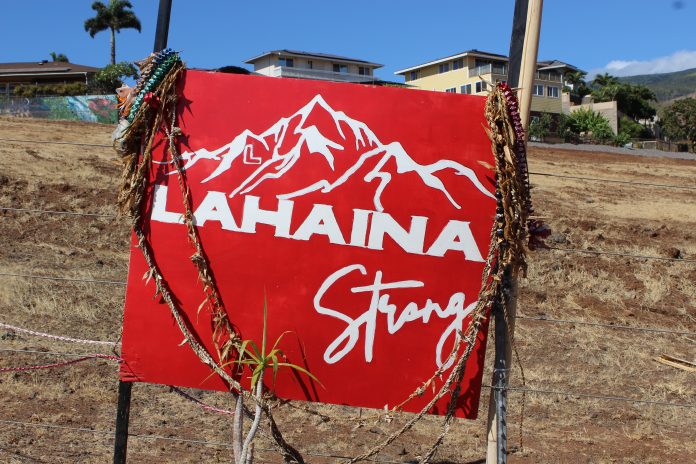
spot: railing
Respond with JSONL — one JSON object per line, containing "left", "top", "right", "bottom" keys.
{"left": 536, "top": 71, "right": 561, "bottom": 82}
{"left": 270, "top": 66, "right": 376, "bottom": 83}
{"left": 468, "top": 64, "right": 507, "bottom": 77}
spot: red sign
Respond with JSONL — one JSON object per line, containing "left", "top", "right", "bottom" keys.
{"left": 120, "top": 71, "right": 495, "bottom": 418}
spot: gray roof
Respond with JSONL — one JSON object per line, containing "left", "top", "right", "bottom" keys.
{"left": 0, "top": 61, "right": 99, "bottom": 76}
{"left": 245, "top": 50, "right": 383, "bottom": 68}
{"left": 395, "top": 50, "right": 582, "bottom": 75}
{"left": 537, "top": 60, "right": 583, "bottom": 73}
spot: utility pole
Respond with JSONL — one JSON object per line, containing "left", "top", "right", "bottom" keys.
{"left": 485, "top": 1, "right": 543, "bottom": 463}
{"left": 153, "top": 0, "right": 173, "bottom": 52}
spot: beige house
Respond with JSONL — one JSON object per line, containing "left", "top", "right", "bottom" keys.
{"left": 245, "top": 50, "right": 382, "bottom": 84}
{"left": 395, "top": 49, "right": 581, "bottom": 115}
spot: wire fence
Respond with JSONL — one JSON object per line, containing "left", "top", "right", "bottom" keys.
{"left": 1, "top": 135, "right": 694, "bottom": 461}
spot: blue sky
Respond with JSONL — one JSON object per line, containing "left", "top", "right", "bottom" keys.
{"left": 3, "top": 1, "right": 695, "bottom": 80}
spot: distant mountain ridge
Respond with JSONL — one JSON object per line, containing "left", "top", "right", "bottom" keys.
{"left": 619, "top": 67, "right": 696, "bottom": 102}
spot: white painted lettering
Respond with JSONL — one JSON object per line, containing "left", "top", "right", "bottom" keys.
{"left": 427, "top": 220, "right": 484, "bottom": 262}
{"left": 240, "top": 196, "right": 293, "bottom": 238}
{"left": 367, "top": 212, "right": 428, "bottom": 254}
{"left": 314, "top": 264, "right": 476, "bottom": 367}
{"left": 151, "top": 185, "right": 183, "bottom": 224}
{"left": 193, "top": 191, "right": 240, "bottom": 231}
{"left": 293, "top": 204, "right": 345, "bottom": 244}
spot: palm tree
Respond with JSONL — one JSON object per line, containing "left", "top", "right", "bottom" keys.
{"left": 592, "top": 72, "right": 619, "bottom": 88}
{"left": 50, "top": 52, "right": 69, "bottom": 63}
{"left": 564, "top": 70, "right": 587, "bottom": 89}
{"left": 84, "top": 0, "right": 141, "bottom": 65}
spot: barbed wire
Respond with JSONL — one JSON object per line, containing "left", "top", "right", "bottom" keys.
{"left": 0, "top": 418, "right": 405, "bottom": 463}
{"left": 548, "top": 246, "right": 696, "bottom": 263}
{"left": 0, "top": 348, "right": 116, "bottom": 358}
{"left": 2, "top": 136, "right": 695, "bottom": 191}
{"left": 0, "top": 271, "right": 126, "bottom": 286}
{"left": 1, "top": 302, "right": 693, "bottom": 346}
{"left": 3, "top": 342, "right": 693, "bottom": 411}
{"left": 0, "top": 248, "right": 689, "bottom": 291}
{"left": 0, "top": 206, "right": 120, "bottom": 218}
{"left": 486, "top": 385, "right": 695, "bottom": 409}
{"left": 0, "top": 322, "right": 120, "bottom": 346}
{"left": 0, "top": 137, "right": 112, "bottom": 148}
{"left": 516, "top": 315, "right": 696, "bottom": 337}
{"left": 528, "top": 171, "right": 696, "bottom": 191}
{"left": 0, "top": 353, "right": 120, "bottom": 373}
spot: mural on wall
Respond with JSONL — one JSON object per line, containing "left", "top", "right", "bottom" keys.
{"left": 0, "top": 95, "right": 118, "bottom": 124}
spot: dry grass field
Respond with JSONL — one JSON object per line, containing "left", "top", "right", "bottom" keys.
{"left": 0, "top": 116, "right": 694, "bottom": 463}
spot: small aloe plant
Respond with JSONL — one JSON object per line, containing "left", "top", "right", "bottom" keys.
{"left": 231, "top": 296, "right": 320, "bottom": 464}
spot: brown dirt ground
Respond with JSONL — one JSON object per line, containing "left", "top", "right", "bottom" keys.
{"left": 0, "top": 116, "right": 694, "bottom": 463}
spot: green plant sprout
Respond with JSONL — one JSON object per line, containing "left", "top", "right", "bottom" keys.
{"left": 235, "top": 297, "right": 319, "bottom": 390}
{"left": 230, "top": 295, "right": 320, "bottom": 464}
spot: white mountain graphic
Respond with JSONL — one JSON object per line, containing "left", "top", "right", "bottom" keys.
{"left": 170, "top": 95, "right": 494, "bottom": 212}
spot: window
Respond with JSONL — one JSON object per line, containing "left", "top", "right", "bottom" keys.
{"left": 438, "top": 62, "right": 450, "bottom": 73}
{"left": 460, "top": 84, "right": 472, "bottom": 94}
{"left": 475, "top": 81, "right": 487, "bottom": 93}
{"left": 452, "top": 59, "right": 464, "bottom": 70}
{"left": 333, "top": 64, "right": 348, "bottom": 73}
{"left": 358, "top": 66, "right": 371, "bottom": 76}
{"left": 278, "top": 57, "right": 294, "bottom": 67}
{"left": 409, "top": 71, "right": 418, "bottom": 81}
{"left": 445, "top": 88, "right": 457, "bottom": 93}
{"left": 307, "top": 60, "right": 313, "bottom": 69}
{"left": 547, "top": 86, "right": 559, "bottom": 98}
{"left": 533, "top": 84, "right": 544, "bottom": 96}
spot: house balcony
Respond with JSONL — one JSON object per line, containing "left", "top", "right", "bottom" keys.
{"left": 468, "top": 64, "right": 507, "bottom": 78}
{"left": 270, "top": 66, "right": 376, "bottom": 83}
{"left": 535, "top": 71, "right": 561, "bottom": 82}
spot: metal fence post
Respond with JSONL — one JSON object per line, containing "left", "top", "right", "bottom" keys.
{"left": 113, "top": 381, "right": 133, "bottom": 464}
{"left": 486, "top": 1, "right": 542, "bottom": 462}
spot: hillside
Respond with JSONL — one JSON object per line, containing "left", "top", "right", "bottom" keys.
{"left": 619, "top": 67, "right": 696, "bottom": 102}
{"left": 0, "top": 117, "right": 694, "bottom": 463}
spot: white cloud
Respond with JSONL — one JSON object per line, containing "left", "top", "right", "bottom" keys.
{"left": 588, "top": 50, "right": 696, "bottom": 78}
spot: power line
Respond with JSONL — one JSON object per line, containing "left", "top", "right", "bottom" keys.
{"left": 529, "top": 171, "right": 696, "bottom": 191}
{"left": 516, "top": 315, "right": 696, "bottom": 337}
{"left": 0, "top": 137, "right": 112, "bottom": 148}
{"left": 549, "top": 246, "right": 696, "bottom": 263}
{"left": 0, "top": 271, "right": 126, "bottom": 286}
{"left": 0, "top": 206, "right": 120, "bottom": 219}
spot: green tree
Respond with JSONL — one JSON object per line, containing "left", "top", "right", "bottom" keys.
{"left": 660, "top": 98, "right": 696, "bottom": 149}
{"left": 87, "top": 62, "right": 138, "bottom": 94}
{"left": 528, "top": 112, "right": 553, "bottom": 142}
{"left": 50, "top": 52, "right": 69, "bottom": 62}
{"left": 593, "top": 83, "right": 657, "bottom": 121}
{"left": 84, "top": 0, "right": 141, "bottom": 65}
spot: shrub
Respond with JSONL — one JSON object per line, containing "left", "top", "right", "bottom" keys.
{"left": 13, "top": 82, "right": 87, "bottom": 97}
{"left": 87, "top": 62, "right": 139, "bottom": 94}
{"left": 528, "top": 112, "right": 553, "bottom": 142}
{"left": 563, "top": 107, "right": 614, "bottom": 144}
